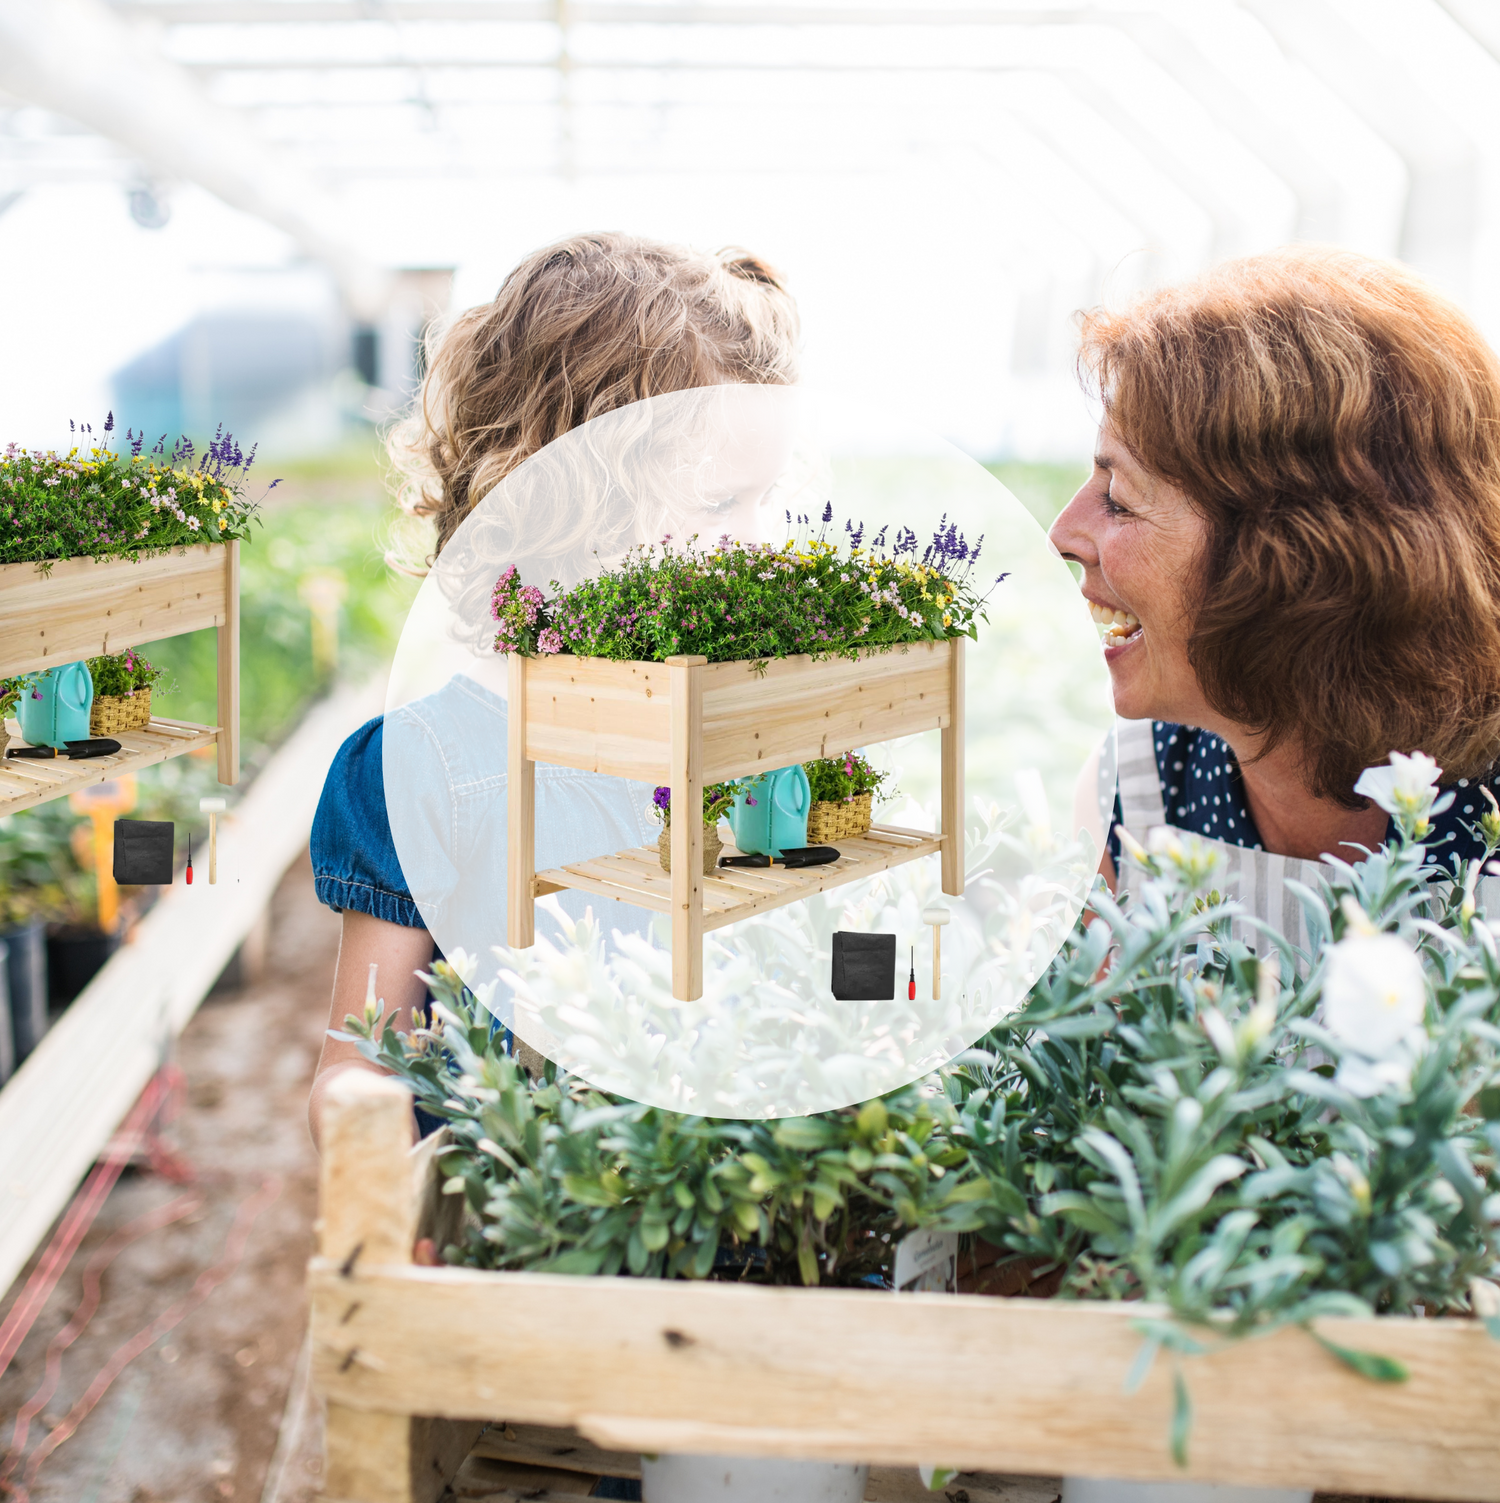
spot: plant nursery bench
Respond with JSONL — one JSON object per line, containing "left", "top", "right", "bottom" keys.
{"left": 308, "top": 1073, "right": 1500, "bottom": 1503}
{"left": 0, "top": 543, "right": 239, "bottom": 812}
{"left": 506, "top": 638, "right": 964, "bottom": 1000}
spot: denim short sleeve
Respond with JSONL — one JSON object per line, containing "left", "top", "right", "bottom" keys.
{"left": 311, "top": 716, "right": 427, "bottom": 929}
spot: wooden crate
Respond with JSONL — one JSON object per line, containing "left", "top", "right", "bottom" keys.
{"left": 0, "top": 543, "right": 240, "bottom": 805}
{"left": 507, "top": 639, "right": 965, "bottom": 1000}
{"left": 308, "top": 1074, "right": 1500, "bottom": 1503}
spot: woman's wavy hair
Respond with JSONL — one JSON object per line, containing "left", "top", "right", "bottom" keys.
{"left": 1079, "top": 246, "right": 1500, "bottom": 806}
{"left": 387, "top": 232, "right": 800, "bottom": 565}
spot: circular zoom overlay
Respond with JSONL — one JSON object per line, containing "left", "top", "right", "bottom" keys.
{"left": 385, "top": 384, "right": 1115, "bottom": 1117}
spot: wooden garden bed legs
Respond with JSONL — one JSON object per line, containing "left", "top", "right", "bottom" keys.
{"left": 506, "top": 640, "right": 966, "bottom": 1001}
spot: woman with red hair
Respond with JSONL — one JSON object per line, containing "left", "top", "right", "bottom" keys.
{"left": 1051, "top": 247, "right": 1500, "bottom": 936}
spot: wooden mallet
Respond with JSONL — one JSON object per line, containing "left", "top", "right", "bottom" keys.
{"left": 200, "top": 796, "right": 226, "bottom": 885}
{"left": 922, "top": 904, "right": 950, "bottom": 1000}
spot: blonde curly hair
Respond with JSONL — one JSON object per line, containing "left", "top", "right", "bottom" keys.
{"left": 386, "top": 232, "right": 800, "bottom": 566}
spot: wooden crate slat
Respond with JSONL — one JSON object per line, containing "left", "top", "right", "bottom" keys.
{"left": 308, "top": 1259, "right": 1500, "bottom": 1501}
{"left": 0, "top": 718, "right": 219, "bottom": 816}
{"left": 535, "top": 825, "right": 942, "bottom": 938}
{"left": 0, "top": 546, "right": 229, "bottom": 678}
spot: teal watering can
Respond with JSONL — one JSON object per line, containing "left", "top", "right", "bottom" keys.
{"left": 729, "top": 764, "right": 811, "bottom": 857}
{"left": 17, "top": 662, "right": 94, "bottom": 749}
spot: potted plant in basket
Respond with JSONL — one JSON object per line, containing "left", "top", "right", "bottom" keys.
{"left": 86, "top": 649, "right": 169, "bottom": 736}
{"left": 648, "top": 781, "right": 743, "bottom": 874}
{"left": 803, "top": 751, "right": 891, "bottom": 844}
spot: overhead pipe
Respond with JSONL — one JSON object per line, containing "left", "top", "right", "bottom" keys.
{"left": 0, "top": 0, "right": 392, "bottom": 318}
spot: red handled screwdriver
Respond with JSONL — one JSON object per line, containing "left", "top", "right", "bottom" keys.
{"left": 908, "top": 945, "right": 916, "bottom": 1001}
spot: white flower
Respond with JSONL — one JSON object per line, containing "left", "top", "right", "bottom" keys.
{"left": 1354, "top": 751, "right": 1441, "bottom": 820}
{"left": 1321, "top": 932, "right": 1427, "bottom": 1096}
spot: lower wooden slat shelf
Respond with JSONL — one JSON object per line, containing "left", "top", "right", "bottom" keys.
{"left": 0, "top": 715, "right": 221, "bottom": 815}
{"left": 535, "top": 823, "right": 943, "bottom": 932}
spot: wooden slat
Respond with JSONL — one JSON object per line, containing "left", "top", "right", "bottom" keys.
{"left": 473, "top": 1430, "right": 1059, "bottom": 1503}
{"left": 0, "top": 545, "right": 230, "bottom": 677}
{"left": 537, "top": 858, "right": 672, "bottom": 915}
{"left": 669, "top": 657, "right": 705, "bottom": 1001}
{"left": 941, "top": 636, "right": 964, "bottom": 896}
{"left": 699, "top": 641, "right": 953, "bottom": 783}
{"left": 0, "top": 716, "right": 220, "bottom": 816}
{"left": 518, "top": 643, "right": 958, "bottom": 786}
{"left": 308, "top": 1260, "right": 1500, "bottom": 1500}
{"left": 521, "top": 656, "right": 674, "bottom": 782}
{"left": 536, "top": 826, "right": 941, "bottom": 934}
{"left": 508, "top": 653, "right": 536, "bottom": 949}
{"left": 215, "top": 538, "right": 240, "bottom": 785}
{"left": 467, "top": 1425, "right": 1061, "bottom": 1503}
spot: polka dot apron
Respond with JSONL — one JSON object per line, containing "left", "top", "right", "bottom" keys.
{"left": 1112, "top": 717, "right": 1500, "bottom": 956}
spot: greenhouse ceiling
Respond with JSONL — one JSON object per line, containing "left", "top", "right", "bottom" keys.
{"left": 2, "top": 0, "right": 1499, "bottom": 452}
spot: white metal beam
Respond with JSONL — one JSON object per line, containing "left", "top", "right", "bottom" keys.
{"left": 0, "top": 0, "right": 390, "bottom": 314}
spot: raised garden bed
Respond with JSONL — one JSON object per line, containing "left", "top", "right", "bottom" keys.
{"left": 0, "top": 543, "right": 239, "bottom": 810}
{"left": 507, "top": 638, "right": 964, "bottom": 1001}
{"left": 308, "top": 1074, "right": 1500, "bottom": 1503}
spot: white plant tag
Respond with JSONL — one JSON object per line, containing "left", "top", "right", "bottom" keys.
{"left": 892, "top": 1227, "right": 958, "bottom": 1294}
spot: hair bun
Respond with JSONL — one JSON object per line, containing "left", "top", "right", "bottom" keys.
{"left": 719, "top": 249, "right": 787, "bottom": 290}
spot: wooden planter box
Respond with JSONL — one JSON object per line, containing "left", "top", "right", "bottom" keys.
{"left": 309, "top": 1075, "right": 1500, "bottom": 1503}
{"left": 0, "top": 544, "right": 239, "bottom": 811}
{"left": 507, "top": 639, "right": 965, "bottom": 1000}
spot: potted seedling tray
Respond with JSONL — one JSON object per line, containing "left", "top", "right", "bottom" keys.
{"left": 308, "top": 1074, "right": 1500, "bottom": 1503}
{"left": 0, "top": 543, "right": 239, "bottom": 813}
{"left": 506, "top": 638, "right": 965, "bottom": 1000}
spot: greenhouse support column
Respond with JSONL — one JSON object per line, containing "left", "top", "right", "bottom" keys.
{"left": 941, "top": 637, "right": 965, "bottom": 897}
{"left": 216, "top": 539, "right": 240, "bottom": 786}
{"left": 668, "top": 655, "right": 705, "bottom": 1001}
{"left": 508, "top": 653, "right": 535, "bottom": 949}
{"left": 318, "top": 1071, "right": 479, "bottom": 1503}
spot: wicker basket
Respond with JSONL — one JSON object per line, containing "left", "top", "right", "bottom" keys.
{"left": 90, "top": 688, "right": 152, "bottom": 737}
{"left": 806, "top": 791, "right": 873, "bottom": 845}
{"left": 658, "top": 822, "right": 724, "bottom": 876}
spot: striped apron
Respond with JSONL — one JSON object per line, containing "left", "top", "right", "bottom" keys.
{"left": 1113, "top": 717, "right": 1500, "bottom": 953}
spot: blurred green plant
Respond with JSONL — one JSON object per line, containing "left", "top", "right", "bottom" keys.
{"left": 985, "top": 461, "right": 1088, "bottom": 529}
{"left": 0, "top": 442, "right": 415, "bottom": 924}
{"left": 134, "top": 457, "right": 417, "bottom": 757}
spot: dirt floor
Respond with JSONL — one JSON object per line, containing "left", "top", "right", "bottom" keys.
{"left": 0, "top": 851, "right": 337, "bottom": 1503}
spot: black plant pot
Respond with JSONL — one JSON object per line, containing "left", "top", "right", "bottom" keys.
{"left": 46, "top": 926, "right": 119, "bottom": 1007}
{"left": 3, "top": 918, "right": 48, "bottom": 1065}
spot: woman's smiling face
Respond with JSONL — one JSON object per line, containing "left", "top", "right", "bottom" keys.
{"left": 1049, "top": 419, "right": 1213, "bottom": 726}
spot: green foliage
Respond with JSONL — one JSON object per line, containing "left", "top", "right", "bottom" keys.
{"left": 0, "top": 426, "right": 263, "bottom": 565}
{"left": 138, "top": 489, "right": 419, "bottom": 754}
{"left": 0, "top": 801, "right": 82, "bottom": 927}
{"left": 804, "top": 751, "right": 891, "bottom": 804}
{"left": 338, "top": 966, "right": 978, "bottom": 1286}
{"left": 944, "top": 823, "right": 1500, "bottom": 1347}
{"left": 87, "top": 648, "right": 167, "bottom": 699}
{"left": 496, "top": 511, "right": 1000, "bottom": 665}
{"left": 648, "top": 781, "right": 740, "bottom": 828}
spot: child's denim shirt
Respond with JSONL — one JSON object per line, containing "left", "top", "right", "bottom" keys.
{"left": 311, "top": 675, "right": 657, "bottom": 950}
